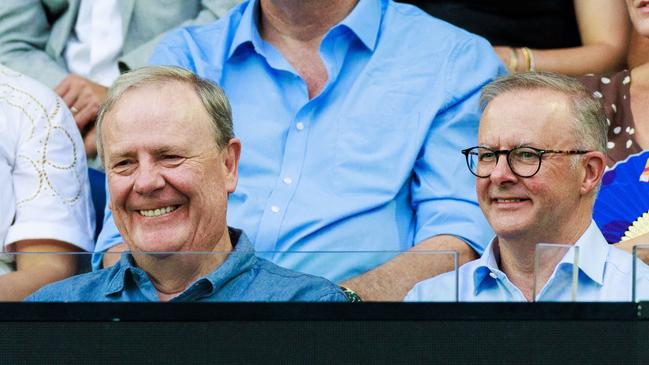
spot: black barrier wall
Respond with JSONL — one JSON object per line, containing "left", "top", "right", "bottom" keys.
{"left": 1, "top": 303, "right": 648, "bottom": 364}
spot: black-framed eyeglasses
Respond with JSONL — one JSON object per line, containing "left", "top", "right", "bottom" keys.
{"left": 460, "top": 146, "right": 590, "bottom": 178}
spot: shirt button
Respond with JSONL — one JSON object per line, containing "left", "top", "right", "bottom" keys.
{"left": 283, "top": 177, "right": 293, "bottom": 185}
{"left": 270, "top": 205, "right": 280, "bottom": 213}
{"left": 489, "top": 272, "right": 498, "bottom": 279}
{"left": 296, "top": 122, "right": 305, "bottom": 131}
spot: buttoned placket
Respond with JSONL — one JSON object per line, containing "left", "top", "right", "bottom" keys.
{"left": 252, "top": 29, "right": 348, "bottom": 254}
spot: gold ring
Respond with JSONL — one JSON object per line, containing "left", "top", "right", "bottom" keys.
{"left": 70, "top": 106, "right": 79, "bottom": 114}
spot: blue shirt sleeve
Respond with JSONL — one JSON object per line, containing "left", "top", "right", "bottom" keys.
{"left": 149, "top": 28, "right": 198, "bottom": 71}
{"left": 412, "top": 36, "right": 505, "bottom": 254}
{"left": 92, "top": 180, "right": 123, "bottom": 269}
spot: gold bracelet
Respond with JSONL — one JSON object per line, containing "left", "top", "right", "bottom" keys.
{"left": 527, "top": 47, "right": 536, "bottom": 71}
{"left": 520, "top": 47, "right": 533, "bottom": 72}
{"left": 508, "top": 47, "right": 518, "bottom": 73}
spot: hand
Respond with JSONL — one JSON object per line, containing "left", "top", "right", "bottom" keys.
{"left": 55, "top": 75, "right": 107, "bottom": 155}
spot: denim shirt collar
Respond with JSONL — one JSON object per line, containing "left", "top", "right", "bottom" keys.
{"left": 227, "top": 0, "right": 383, "bottom": 60}
{"left": 102, "top": 228, "right": 257, "bottom": 298}
{"left": 472, "top": 220, "right": 608, "bottom": 295}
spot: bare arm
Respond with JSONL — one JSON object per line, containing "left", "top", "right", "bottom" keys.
{"left": 340, "top": 235, "right": 478, "bottom": 301}
{"left": 0, "top": 240, "right": 79, "bottom": 301}
{"left": 495, "top": 0, "right": 629, "bottom": 75}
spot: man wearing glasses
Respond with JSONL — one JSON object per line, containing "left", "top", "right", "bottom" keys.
{"left": 406, "top": 72, "right": 649, "bottom": 302}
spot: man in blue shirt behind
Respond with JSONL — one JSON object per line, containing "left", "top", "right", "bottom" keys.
{"left": 406, "top": 72, "right": 649, "bottom": 302}
{"left": 27, "top": 66, "right": 347, "bottom": 302}
{"left": 97, "top": 0, "right": 505, "bottom": 301}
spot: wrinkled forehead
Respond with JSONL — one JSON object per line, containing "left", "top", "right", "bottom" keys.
{"left": 102, "top": 83, "right": 216, "bottom": 155}
{"left": 107, "top": 82, "right": 208, "bottom": 127}
{"left": 478, "top": 89, "right": 575, "bottom": 148}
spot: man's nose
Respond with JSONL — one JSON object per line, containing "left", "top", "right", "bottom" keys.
{"left": 133, "top": 164, "right": 165, "bottom": 195}
{"left": 489, "top": 156, "right": 518, "bottom": 185}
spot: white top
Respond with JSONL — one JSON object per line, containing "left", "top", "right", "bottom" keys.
{"left": 0, "top": 65, "right": 95, "bottom": 268}
{"left": 63, "top": 0, "right": 123, "bottom": 86}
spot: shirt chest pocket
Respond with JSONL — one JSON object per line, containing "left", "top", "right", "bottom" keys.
{"left": 332, "top": 113, "right": 420, "bottom": 194}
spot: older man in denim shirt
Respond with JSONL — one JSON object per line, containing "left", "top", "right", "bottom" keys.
{"left": 27, "top": 66, "right": 346, "bottom": 302}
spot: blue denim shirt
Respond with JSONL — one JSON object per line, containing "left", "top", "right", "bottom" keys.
{"left": 27, "top": 229, "right": 348, "bottom": 302}
{"left": 96, "top": 0, "right": 504, "bottom": 282}
{"left": 405, "top": 221, "right": 649, "bottom": 302}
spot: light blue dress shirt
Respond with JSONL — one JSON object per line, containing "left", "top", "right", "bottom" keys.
{"left": 96, "top": 0, "right": 504, "bottom": 282}
{"left": 405, "top": 221, "right": 649, "bottom": 302}
{"left": 28, "top": 229, "right": 348, "bottom": 302}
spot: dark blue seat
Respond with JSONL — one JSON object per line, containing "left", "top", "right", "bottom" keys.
{"left": 87, "top": 167, "right": 106, "bottom": 239}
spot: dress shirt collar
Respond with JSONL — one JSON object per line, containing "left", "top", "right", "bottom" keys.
{"left": 227, "top": 0, "right": 383, "bottom": 60}
{"left": 227, "top": 0, "right": 263, "bottom": 60}
{"left": 102, "top": 228, "right": 257, "bottom": 298}
{"left": 337, "top": 0, "right": 382, "bottom": 51}
{"left": 472, "top": 220, "right": 608, "bottom": 295}
{"left": 472, "top": 237, "right": 501, "bottom": 295}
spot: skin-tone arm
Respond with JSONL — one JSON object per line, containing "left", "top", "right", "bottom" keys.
{"left": 0, "top": 240, "right": 79, "bottom": 301}
{"left": 494, "top": 0, "right": 629, "bottom": 76}
{"left": 341, "top": 235, "right": 478, "bottom": 301}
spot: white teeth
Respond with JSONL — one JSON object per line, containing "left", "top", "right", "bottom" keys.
{"left": 139, "top": 206, "right": 177, "bottom": 217}
{"left": 496, "top": 199, "right": 522, "bottom": 203}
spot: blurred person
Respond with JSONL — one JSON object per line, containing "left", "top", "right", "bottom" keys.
{"left": 580, "top": 0, "right": 649, "bottom": 253}
{"left": 580, "top": 0, "right": 649, "bottom": 166}
{"left": 404, "top": 0, "right": 629, "bottom": 76}
{"left": 0, "top": 65, "right": 94, "bottom": 301}
{"left": 406, "top": 72, "right": 649, "bottom": 302}
{"left": 26, "top": 66, "right": 348, "bottom": 302}
{"left": 0, "top": 0, "right": 241, "bottom": 160}
{"left": 94, "top": 0, "right": 505, "bottom": 301}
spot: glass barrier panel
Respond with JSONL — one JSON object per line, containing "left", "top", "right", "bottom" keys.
{"left": 633, "top": 244, "right": 649, "bottom": 302}
{"left": 396, "top": 250, "right": 459, "bottom": 302}
{"left": 1, "top": 250, "right": 458, "bottom": 303}
{"left": 533, "top": 244, "right": 579, "bottom": 302}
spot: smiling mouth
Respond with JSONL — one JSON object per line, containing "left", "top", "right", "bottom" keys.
{"left": 493, "top": 198, "right": 528, "bottom": 203}
{"left": 138, "top": 205, "right": 179, "bottom": 217}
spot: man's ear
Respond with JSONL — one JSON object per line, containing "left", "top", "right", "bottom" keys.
{"left": 580, "top": 151, "right": 606, "bottom": 195}
{"left": 223, "top": 138, "right": 241, "bottom": 193}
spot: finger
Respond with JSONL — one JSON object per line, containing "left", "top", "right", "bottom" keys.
{"left": 54, "top": 76, "right": 71, "bottom": 97}
{"left": 75, "top": 104, "right": 99, "bottom": 132}
{"left": 60, "top": 84, "right": 81, "bottom": 108}
{"left": 83, "top": 127, "right": 98, "bottom": 159}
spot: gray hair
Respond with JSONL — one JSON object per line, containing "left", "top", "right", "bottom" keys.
{"left": 96, "top": 66, "right": 234, "bottom": 164}
{"left": 480, "top": 71, "right": 608, "bottom": 154}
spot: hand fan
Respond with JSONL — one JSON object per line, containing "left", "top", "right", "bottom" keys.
{"left": 593, "top": 150, "right": 649, "bottom": 243}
